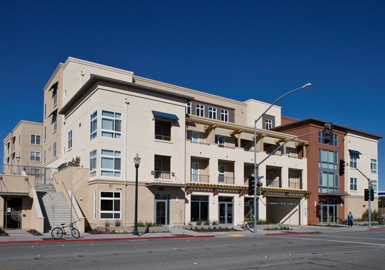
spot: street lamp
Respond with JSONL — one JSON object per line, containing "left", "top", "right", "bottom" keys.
{"left": 253, "top": 83, "right": 312, "bottom": 233}
{"left": 133, "top": 153, "right": 141, "bottom": 236}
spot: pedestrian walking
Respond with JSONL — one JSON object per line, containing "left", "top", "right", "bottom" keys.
{"left": 347, "top": 212, "right": 353, "bottom": 227}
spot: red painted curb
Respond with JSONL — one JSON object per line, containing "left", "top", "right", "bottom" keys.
{"left": 369, "top": 227, "right": 385, "bottom": 231}
{"left": 0, "top": 235, "right": 215, "bottom": 245}
{"left": 265, "top": 232, "right": 314, "bottom": 236}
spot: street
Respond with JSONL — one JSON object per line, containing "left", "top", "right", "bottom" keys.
{"left": 0, "top": 230, "right": 384, "bottom": 270}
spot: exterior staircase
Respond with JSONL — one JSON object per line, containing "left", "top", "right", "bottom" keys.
{"left": 35, "top": 184, "right": 72, "bottom": 233}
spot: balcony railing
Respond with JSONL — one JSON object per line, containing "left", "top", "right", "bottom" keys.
{"left": 218, "top": 176, "right": 234, "bottom": 185}
{"left": 288, "top": 181, "right": 302, "bottom": 189}
{"left": 267, "top": 179, "right": 281, "bottom": 188}
{"left": 1, "top": 164, "right": 56, "bottom": 185}
{"left": 153, "top": 170, "right": 171, "bottom": 179}
{"left": 155, "top": 134, "right": 171, "bottom": 141}
{"left": 190, "top": 174, "right": 209, "bottom": 183}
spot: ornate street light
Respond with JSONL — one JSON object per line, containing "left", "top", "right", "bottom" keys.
{"left": 133, "top": 153, "right": 141, "bottom": 236}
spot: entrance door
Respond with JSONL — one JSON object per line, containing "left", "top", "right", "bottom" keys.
{"left": 154, "top": 194, "right": 170, "bottom": 226}
{"left": 4, "top": 198, "right": 22, "bottom": 229}
{"left": 320, "top": 205, "right": 336, "bottom": 224}
{"left": 218, "top": 197, "right": 233, "bottom": 225}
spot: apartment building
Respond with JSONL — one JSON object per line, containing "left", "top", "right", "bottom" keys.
{"left": 1, "top": 120, "right": 43, "bottom": 229}
{"left": 3, "top": 120, "right": 43, "bottom": 174}
{"left": 274, "top": 118, "right": 382, "bottom": 224}
{"left": 36, "top": 57, "right": 310, "bottom": 230}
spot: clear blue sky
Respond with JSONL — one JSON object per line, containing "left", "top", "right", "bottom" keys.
{"left": 1, "top": 1, "right": 383, "bottom": 189}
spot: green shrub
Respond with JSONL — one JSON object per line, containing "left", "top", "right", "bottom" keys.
{"left": 212, "top": 220, "right": 218, "bottom": 225}
{"left": 362, "top": 209, "right": 380, "bottom": 221}
{"left": 115, "top": 220, "right": 121, "bottom": 227}
{"left": 204, "top": 220, "right": 210, "bottom": 225}
{"left": 196, "top": 220, "right": 202, "bottom": 225}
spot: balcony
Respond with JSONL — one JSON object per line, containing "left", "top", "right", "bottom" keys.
{"left": 190, "top": 174, "right": 209, "bottom": 183}
{"left": 267, "top": 179, "right": 282, "bottom": 188}
{"left": 153, "top": 170, "right": 171, "bottom": 180}
{"left": 218, "top": 176, "right": 234, "bottom": 185}
{"left": 288, "top": 180, "right": 302, "bottom": 189}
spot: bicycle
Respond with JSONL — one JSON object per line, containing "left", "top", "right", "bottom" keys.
{"left": 51, "top": 221, "right": 80, "bottom": 239}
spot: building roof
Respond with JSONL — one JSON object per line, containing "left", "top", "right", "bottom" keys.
{"left": 273, "top": 118, "right": 382, "bottom": 140}
{"left": 59, "top": 74, "right": 195, "bottom": 115}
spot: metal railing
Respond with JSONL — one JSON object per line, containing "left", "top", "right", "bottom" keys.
{"left": 267, "top": 179, "right": 282, "bottom": 188}
{"left": 1, "top": 164, "right": 57, "bottom": 185}
{"left": 153, "top": 170, "right": 171, "bottom": 179}
{"left": 288, "top": 181, "right": 302, "bottom": 189}
{"left": 155, "top": 134, "right": 171, "bottom": 141}
{"left": 218, "top": 176, "right": 234, "bottom": 185}
{"left": 190, "top": 174, "right": 210, "bottom": 183}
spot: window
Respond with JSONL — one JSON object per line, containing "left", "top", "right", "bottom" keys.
{"left": 218, "top": 165, "right": 225, "bottom": 183}
{"left": 53, "top": 88, "right": 57, "bottom": 106}
{"left": 52, "top": 114, "right": 57, "bottom": 132}
{"left": 220, "top": 109, "right": 228, "bottom": 122}
{"left": 196, "top": 104, "right": 204, "bottom": 117}
{"left": 90, "top": 150, "right": 97, "bottom": 177}
{"left": 371, "top": 159, "right": 377, "bottom": 174}
{"left": 319, "top": 171, "right": 338, "bottom": 193}
{"left": 350, "top": 178, "right": 357, "bottom": 191}
{"left": 44, "top": 126, "right": 46, "bottom": 141}
{"left": 44, "top": 150, "right": 46, "bottom": 163}
{"left": 215, "top": 135, "right": 225, "bottom": 147}
{"left": 186, "top": 102, "right": 191, "bottom": 114}
{"left": 31, "top": 135, "right": 41, "bottom": 145}
{"left": 101, "top": 110, "right": 121, "bottom": 139}
{"left": 154, "top": 120, "right": 171, "bottom": 141}
{"left": 350, "top": 155, "right": 358, "bottom": 168}
{"left": 100, "top": 191, "right": 121, "bottom": 219}
{"left": 101, "top": 149, "right": 121, "bottom": 177}
{"left": 318, "top": 131, "right": 338, "bottom": 146}
{"left": 30, "top": 151, "right": 41, "bottom": 162}
{"left": 191, "top": 196, "right": 209, "bottom": 222}
{"left": 371, "top": 180, "right": 378, "bottom": 195}
{"left": 154, "top": 158, "right": 162, "bottom": 178}
{"left": 68, "top": 130, "right": 72, "bottom": 150}
{"left": 187, "top": 130, "right": 199, "bottom": 143}
{"left": 265, "top": 119, "right": 273, "bottom": 129}
{"left": 319, "top": 149, "right": 338, "bottom": 170}
{"left": 53, "top": 142, "right": 57, "bottom": 157}
{"left": 208, "top": 107, "right": 217, "bottom": 119}
{"left": 90, "top": 111, "right": 97, "bottom": 140}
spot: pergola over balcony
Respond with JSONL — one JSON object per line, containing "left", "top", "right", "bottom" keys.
{"left": 185, "top": 183, "right": 311, "bottom": 199}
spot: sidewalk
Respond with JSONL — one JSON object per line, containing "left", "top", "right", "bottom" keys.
{"left": 1, "top": 225, "right": 384, "bottom": 245}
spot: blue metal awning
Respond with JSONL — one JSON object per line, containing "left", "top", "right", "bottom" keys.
{"left": 349, "top": 149, "right": 362, "bottom": 156}
{"left": 152, "top": 110, "right": 179, "bottom": 121}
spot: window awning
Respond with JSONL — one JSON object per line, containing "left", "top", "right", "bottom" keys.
{"left": 48, "top": 109, "right": 58, "bottom": 118}
{"left": 349, "top": 149, "right": 362, "bottom": 156}
{"left": 152, "top": 110, "right": 179, "bottom": 121}
{"left": 49, "top": 81, "right": 58, "bottom": 92}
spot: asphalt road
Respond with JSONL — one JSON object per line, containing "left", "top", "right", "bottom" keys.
{"left": 1, "top": 230, "right": 384, "bottom": 270}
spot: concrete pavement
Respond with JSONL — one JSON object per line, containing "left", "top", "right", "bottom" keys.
{"left": 1, "top": 225, "right": 384, "bottom": 245}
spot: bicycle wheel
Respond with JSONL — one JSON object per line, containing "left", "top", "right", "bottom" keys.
{"left": 51, "top": 227, "right": 64, "bottom": 239}
{"left": 71, "top": 227, "right": 80, "bottom": 239}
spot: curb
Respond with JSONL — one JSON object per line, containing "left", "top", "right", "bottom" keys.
{"left": 265, "top": 231, "right": 315, "bottom": 236}
{"left": 0, "top": 234, "right": 215, "bottom": 245}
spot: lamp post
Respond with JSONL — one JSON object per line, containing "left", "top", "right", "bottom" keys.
{"left": 133, "top": 153, "right": 141, "bottom": 236}
{"left": 253, "top": 83, "right": 312, "bottom": 233}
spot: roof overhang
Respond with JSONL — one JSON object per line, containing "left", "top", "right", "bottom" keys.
{"left": 318, "top": 192, "right": 350, "bottom": 197}
{"left": 0, "top": 192, "right": 29, "bottom": 197}
{"left": 146, "top": 182, "right": 185, "bottom": 188}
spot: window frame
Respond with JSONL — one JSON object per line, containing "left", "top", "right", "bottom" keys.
{"left": 186, "top": 102, "right": 191, "bottom": 114}
{"left": 371, "top": 159, "right": 377, "bottom": 174}
{"left": 30, "top": 134, "right": 41, "bottom": 145}
{"left": 68, "top": 130, "right": 73, "bottom": 150}
{"left": 100, "top": 191, "right": 121, "bottom": 220}
{"left": 90, "top": 150, "right": 97, "bottom": 177}
{"left": 350, "top": 177, "right": 357, "bottom": 191}
{"left": 208, "top": 107, "right": 217, "bottom": 119}
{"left": 53, "top": 142, "right": 57, "bottom": 157}
{"left": 30, "top": 151, "right": 41, "bottom": 162}
{"left": 220, "top": 109, "right": 229, "bottom": 122}
{"left": 100, "top": 149, "right": 121, "bottom": 177}
{"left": 101, "top": 110, "right": 122, "bottom": 139}
{"left": 265, "top": 119, "right": 273, "bottom": 129}
{"left": 90, "top": 111, "right": 97, "bottom": 140}
{"left": 196, "top": 104, "right": 205, "bottom": 117}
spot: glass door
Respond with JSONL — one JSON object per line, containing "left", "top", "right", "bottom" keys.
{"left": 218, "top": 197, "right": 233, "bottom": 225}
{"left": 154, "top": 194, "right": 170, "bottom": 226}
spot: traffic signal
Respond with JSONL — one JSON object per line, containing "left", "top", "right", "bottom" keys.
{"left": 248, "top": 176, "right": 255, "bottom": 196}
{"left": 256, "top": 180, "right": 263, "bottom": 196}
{"left": 323, "top": 122, "right": 333, "bottom": 144}
{"left": 370, "top": 188, "right": 374, "bottom": 201}
{"left": 339, "top": 159, "right": 345, "bottom": 176}
{"left": 364, "top": 188, "right": 370, "bottom": 201}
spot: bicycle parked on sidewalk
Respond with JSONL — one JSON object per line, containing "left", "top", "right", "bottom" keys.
{"left": 51, "top": 221, "right": 80, "bottom": 239}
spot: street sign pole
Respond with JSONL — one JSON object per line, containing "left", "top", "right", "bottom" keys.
{"left": 368, "top": 180, "right": 372, "bottom": 228}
